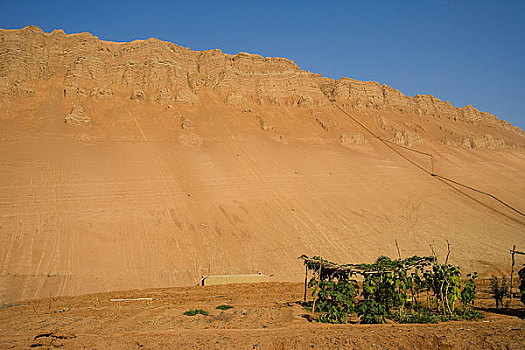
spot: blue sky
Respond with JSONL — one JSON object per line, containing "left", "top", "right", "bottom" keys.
{"left": 1, "top": 0, "right": 524, "bottom": 129}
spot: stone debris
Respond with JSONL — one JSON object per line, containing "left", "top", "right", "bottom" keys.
{"left": 225, "top": 92, "right": 247, "bottom": 106}
{"left": 130, "top": 89, "right": 146, "bottom": 102}
{"left": 89, "top": 87, "right": 113, "bottom": 99}
{"left": 65, "top": 103, "right": 90, "bottom": 126}
{"left": 181, "top": 116, "right": 194, "bottom": 129}
{"left": 459, "top": 134, "right": 506, "bottom": 149}
{"left": 256, "top": 115, "right": 273, "bottom": 131}
{"left": 340, "top": 133, "right": 368, "bottom": 146}
{"left": 175, "top": 90, "right": 198, "bottom": 104}
{"left": 392, "top": 130, "right": 423, "bottom": 148}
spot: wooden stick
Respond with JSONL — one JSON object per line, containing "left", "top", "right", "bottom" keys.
{"left": 395, "top": 240, "right": 401, "bottom": 260}
{"left": 312, "top": 263, "right": 322, "bottom": 313}
{"left": 109, "top": 298, "right": 153, "bottom": 302}
{"left": 303, "top": 265, "right": 308, "bottom": 303}
{"left": 510, "top": 245, "right": 516, "bottom": 301}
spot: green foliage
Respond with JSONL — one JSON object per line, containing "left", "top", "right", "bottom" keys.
{"left": 216, "top": 304, "right": 234, "bottom": 310}
{"left": 423, "top": 263, "right": 462, "bottom": 316}
{"left": 308, "top": 268, "right": 358, "bottom": 324}
{"left": 458, "top": 308, "right": 484, "bottom": 320}
{"left": 357, "top": 300, "right": 388, "bottom": 324}
{"left": 301, "top": 251, "right": 481, "bottom": 325}
{"left": 183, "top": 309, "right": 209, "bottom": 316}
{"left": 489, "top": 275, "right": 508, "bottom": 309}
{"left": 518, "top": 265, "right": 525, "bottom": 306}
{"left": 392, "top": 309, "right": 440, "bottom": 324}
{"left": 341, "top": 255, "right": 435, "bottom": 272}
{"left": 460, "top": 273, "right": 478, "bottom": 311}
{"left": 317, "top": 301, "right": 349, "bottom": 324}
{"left": 361, "top": 257, "right": 411, "bottom": 313}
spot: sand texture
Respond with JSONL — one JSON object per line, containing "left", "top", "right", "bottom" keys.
{"left": 0, "top": 26, "right": 524, "bottom": 303}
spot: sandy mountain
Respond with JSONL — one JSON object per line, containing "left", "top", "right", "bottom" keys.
{"left": 0, "top": 26, "right": 524, "bottom": 303}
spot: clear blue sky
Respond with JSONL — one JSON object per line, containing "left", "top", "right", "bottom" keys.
{"left": 1, "top": 0, "right": 524, "bottom": 129}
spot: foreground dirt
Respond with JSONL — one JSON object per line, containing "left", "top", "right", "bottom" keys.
{"left": 0, "top": 282, "right": 523, "bottom": 349}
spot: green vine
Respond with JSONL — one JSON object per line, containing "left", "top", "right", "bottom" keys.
{"left": 301, "top": 252, "right": 481, "bottom": 324}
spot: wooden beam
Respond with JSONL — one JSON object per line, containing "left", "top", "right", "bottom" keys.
{"left": 109, "top": 298, "right": 153, "bottom": 302}
{"left": 510, "top": 245, "right": 516, "bottom": 301}
{"left": 303, "top": 265, "right": 308, "bottom": 303}
{"left": 312, "top": 263, "right": 322, "bottom": 314}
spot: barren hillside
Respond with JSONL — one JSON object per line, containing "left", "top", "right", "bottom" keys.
{"left": 0, "top": 26, "right": 524, "bottom": 303}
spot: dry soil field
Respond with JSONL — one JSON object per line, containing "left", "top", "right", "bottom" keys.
{"left": 0, "top": 282, "right": 524, "bottom": 349}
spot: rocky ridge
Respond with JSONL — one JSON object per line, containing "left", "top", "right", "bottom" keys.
{"left": 0, "top": 25, "right": 524, "bottom": 149}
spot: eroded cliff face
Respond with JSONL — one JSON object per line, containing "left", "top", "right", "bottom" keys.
{"left": 1, "top": 25, "right": 523, "bottom": 150}
{"left": 1, "top": 26, "right": 525, "bottom": 303}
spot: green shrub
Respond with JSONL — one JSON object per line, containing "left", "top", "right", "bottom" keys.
{"left": 460, "top": 273, "right": 478, "bottom": 311}
{"left": 489, "top": 275, "right": 508, "bottom": 309}
{"left": 183, "top": 309, "right": 209, "bottom": 316}
{"left": 216, "top": 304, "right": 234, "bottom": 310}
{"left": 301, "top": 252, "right": 480, "bottom": 325}
{"left": 458, "top": 308, "right": 483, "bottom": 320}
{"left": 393, "top": 309, "right": 439, "bottom": 324}
{"left": 357, "top": 300, "right": 388, "bottom": 324}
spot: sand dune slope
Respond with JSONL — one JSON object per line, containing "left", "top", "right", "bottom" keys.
{"left": 0, "top": 27, "right": 524, "bottom": 303}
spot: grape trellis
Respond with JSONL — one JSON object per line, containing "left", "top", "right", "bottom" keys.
{"left": 300, "top": 250, "right": 481, "bottom": 324}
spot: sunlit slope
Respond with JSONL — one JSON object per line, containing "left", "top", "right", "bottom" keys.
{"left": 0, "top": 97, "right": 523, "bottom": 303}
{"left": 0, "top": 26, "right": 524, "bottom": 302}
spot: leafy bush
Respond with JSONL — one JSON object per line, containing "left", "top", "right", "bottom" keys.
{"left": 489, "top": 275, "right": 508, "bottom": 309}
{"left": 357, "top": 300, "right": 388, "bottom": 324}
{"left": 305, "top": 256, "right": 359, "bottom": 324}
{"left": 392, "top": 309, "right": 439, "bottom": 324}
{"left": 361, "top": 257, "right": 410, "bottom": 313}
{"left": 458, "top": 308, "right": 483, "bottom": 320}
{"left": 460, "top": 273, "right": 477, "bottom": 312}
{"left": 216, "top": 304, "right": 234, "bottom": 310}
{"left": 183, "top": 309, "right": 209, "bottom": 316}
{"left": 314, "top": 278, "right": 358, "bottom": 324}
{"left": 301, "top": 251, "right": 482, "bottom": 325}
{"left": 423, "top": 263, "right": 461, "bottom": 316}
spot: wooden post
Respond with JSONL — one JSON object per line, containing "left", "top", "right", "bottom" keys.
{"left": 430, "top": 154, "right": 434, "bottom": 174}
{"left": 303, "top": 265, "right": 308, "bottom": 303}
{"left": 510, "top": 245, "right": 516, "bottom": 301}
{"left": 395, "top": 240, "right": 401, "bottom": 260}
{"left": 312, "top": 262, "right": 322, "bottom": 314}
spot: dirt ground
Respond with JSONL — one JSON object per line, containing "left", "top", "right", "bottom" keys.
{"left": 0, "top": 282, "right": 523, "bottom": 349}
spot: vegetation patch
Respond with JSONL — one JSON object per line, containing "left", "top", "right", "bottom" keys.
{"left": 216, "top": 304, "right": 234, "bottom": 310}
{"left": 183, "top": 309, "right": 209, "bottom": 316}
{"left": 489, "top": 275, "right": 508, "bottom": 309}
{"left": 301, "top": 244, "right": 485, "bottom": 325}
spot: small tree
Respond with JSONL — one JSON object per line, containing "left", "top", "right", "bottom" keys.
{"left": 423, "top": 263, "right": 462, "bottom": 317}
{"left": 489, "top": 275, "right": 508, "bottom": 309}
{"left": 460, "top": 273, "right": 477, "bottom": 316}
